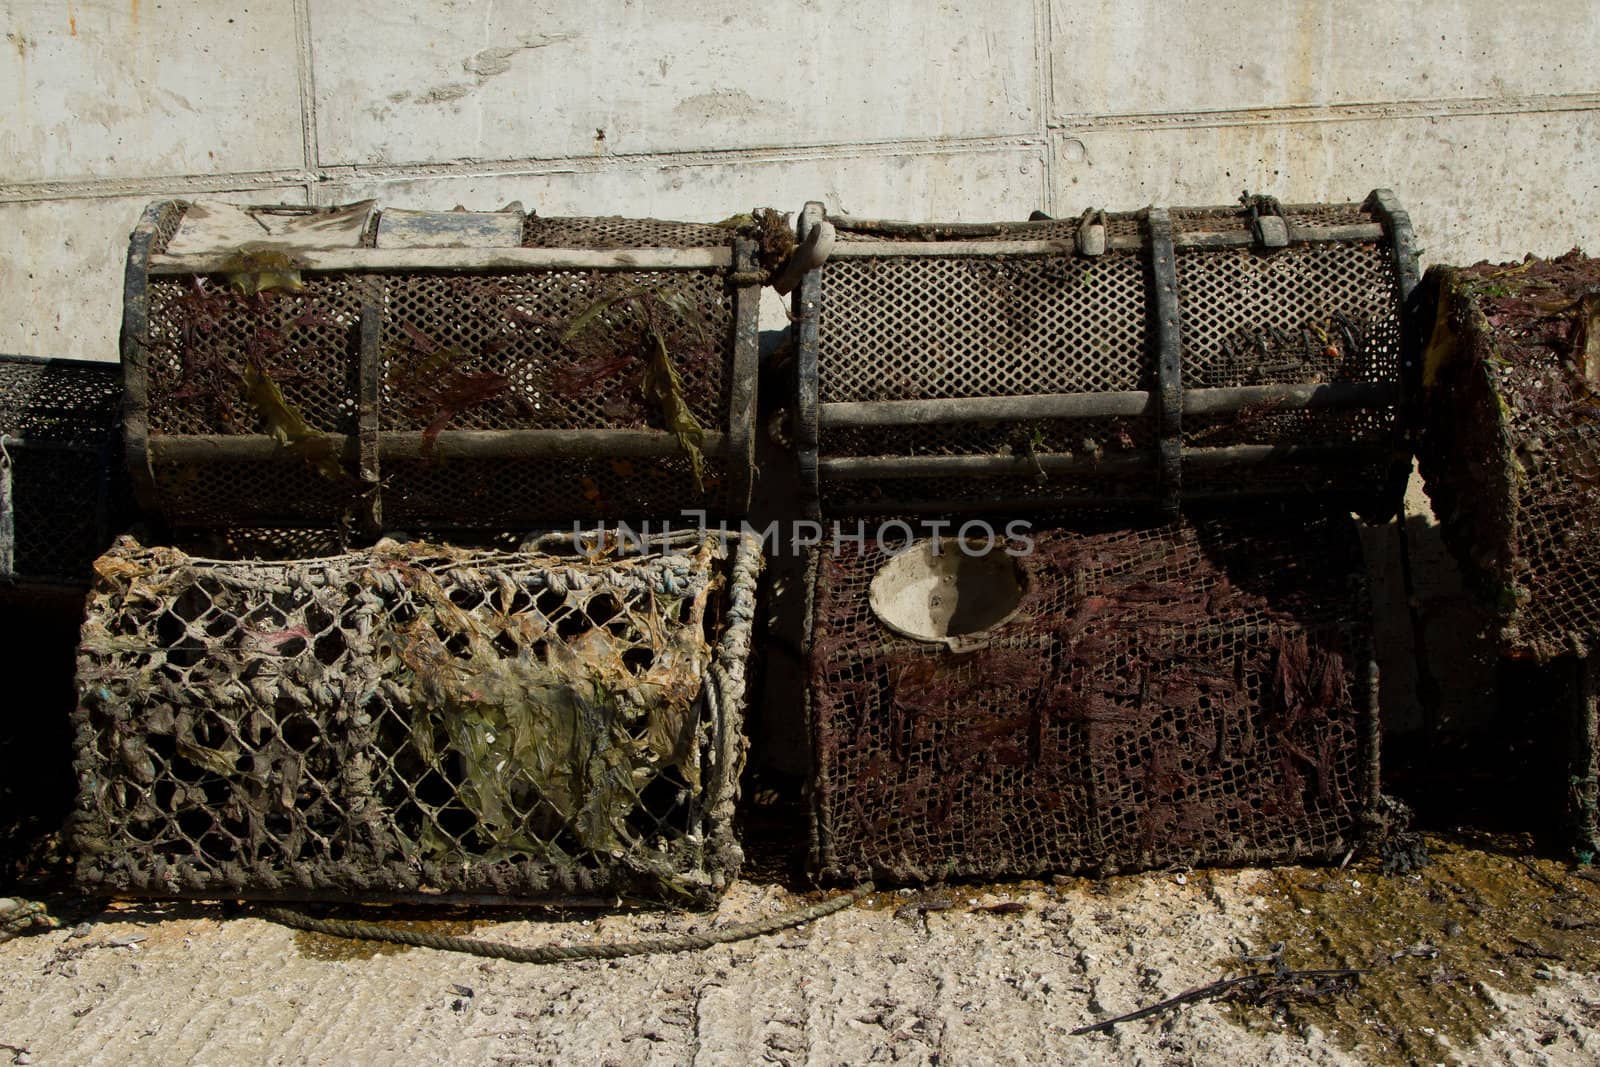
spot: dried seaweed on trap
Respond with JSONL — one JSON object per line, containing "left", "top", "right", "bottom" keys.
{"left": 242, "top": 361, "right": 346, "bottom": 481}
{"left": 72, "top": 531, "right": 761, "bottom": 903}
{"left": 371, "top": 550, "right": 712, "bottom": 860}
{"left": 561, "top": 283, "right": 711, "bottom": 490}
{"left": 219, "top": 245, "right": 304, "bottom": 296}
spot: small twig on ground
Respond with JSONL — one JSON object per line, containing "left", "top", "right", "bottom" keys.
{"left": 1071, "top": 968, "right": 1366, "bottom": 1036}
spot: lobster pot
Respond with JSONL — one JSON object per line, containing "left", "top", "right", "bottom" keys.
{"left": 793, "top": 192, "right": 1417, "bottom": 519}
{"left": 73, "top": 531, "right": 761, "bottom": 904}
{"left": 807, "top": 508, "right": 1378, "bottom": 883}
{"left": 1417, "top": 255, "right": 1600, "bottom": 662}
{"left": 123, "top": 200, "right": 760, "bottom": 535}
{"left": 0, "top": 354, "right": 125, "bottom": 594}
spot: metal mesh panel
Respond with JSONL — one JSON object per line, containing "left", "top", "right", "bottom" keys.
{"left": 1176, "top": 242, "right": 1401, "bottom": 391}
{"left": 808, "top": 509, "right": 1375, "bottom": 883}
{"left": 379, "top": 270, "right": 730, "bottom": 432}
{"left": 1417, "top": 255, "right": 1600, "bottom": 661}
{"left": 149, "top": 201, "right": 189, "bottom": 255}
{"left": 818, "top": 251, "right": 1148, "bottom": 402}
{"left": 148, "top": 457, "right": 357, "bottom": 530}
{"left": 145, "top": 275, "right": 364, "bottom": 436}
{"left": 73, "top": 531, "right": 761, "bottom": 904}
{"left": 522, "top": 216, "right": 734, "bottom": 250}
{"left": 128, "top": 203, "right": 753, "bottom": 532}
{"left": 0, "top": 355, "right": 125, "bottom": 587}
{"left": 381, "top": 454, "right": 733, "bottom": 528}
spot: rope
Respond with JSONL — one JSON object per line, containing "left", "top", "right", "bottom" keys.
{"left": 257, "top": 884, "right": 873, "bottom": 964}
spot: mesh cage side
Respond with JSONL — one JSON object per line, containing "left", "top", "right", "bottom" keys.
{"left": 146, "top": 457, "right": 359, "bottom": 529}
{"left": 378, "top": 270, "right": 731, "bottom": 433}
{"left": 0, "top": 356, "right": 124, "bottom": 445}
{"left": 145, "top": 275, "right": 363, "bottom": 436}
{"left": 522, "top": 216, "right": 735, "bottom": 250}
{"left": 817, "top": 251, "right": 1148, "bottom": 402}
{"left": 1417, "top": 255, "right": 1600, "bottom": 661}
{"left": 808, "top": 509, "right": 1373, "bottom": 883}
{"left": 1175, "top": 241, "right": 1401, "bottom": 392}
{"left": 0, "top": 356, "right": 125, "bottom": 586}
{"left": 73, "top": 534, "right": 758, "bottom": 904}
{"left": 135, "top": 243, "right": 744, "bottom": 531}
{"left": 149, "top": 201, "right": 190, "bottom": 256}
{"left": 380, "top": 454, "right": 733, "bottom": 529}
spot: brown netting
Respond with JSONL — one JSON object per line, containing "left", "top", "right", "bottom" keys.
{"left": 72, "top": 531, "right": 762, "bottom": 904}
{"left": 1415, "top": 254, "right": 1600, "bottom": 662}
{"left": 808, "top": 508, "right": 1377, "bottom": 883}
{"left": 0, "top": 355, "right": 126, "bottom": 589}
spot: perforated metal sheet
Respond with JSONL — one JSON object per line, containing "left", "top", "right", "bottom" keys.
{"left": 379, "top": 270, "right": 730, "bottom": 432}
{"left": 145, "top": 275, "right": 364, "bottom": 436}
{"left": 818, "top": 252, "right": 1149, "bottom": 401}
{"left": 522, "top": 215, "right": 737, "bottom": 250}
{"left": 73, "top": 531, "right": 761, "bottom": 904}
{"left": 808, "top": 509, "right": 1378, "bottom": 882}
{"left": 0, "top": 355, "right": 125, "bottom": 588}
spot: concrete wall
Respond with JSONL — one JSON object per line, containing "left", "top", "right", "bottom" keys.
{"left": 3, "top": 0, "right": 1597, "bottom": 362}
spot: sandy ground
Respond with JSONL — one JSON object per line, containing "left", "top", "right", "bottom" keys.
{"left": 2, "top": 837, "right": 1599, "bottom": 1066}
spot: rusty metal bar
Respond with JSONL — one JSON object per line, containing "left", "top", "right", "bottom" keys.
{"left": 1147, "top": 207, "right": 1183, "bottom": 514}
{"left": 148, "top": 429, "right": 729, "bottom": 464}
{"left": 147, "top": 246, "right": 733, "bottom": 274}
{"left": 727, "top": 238, "right": 761, "bottom": 515}
{"left": 818, "top": 381, "right": 1396, "bottom": 427}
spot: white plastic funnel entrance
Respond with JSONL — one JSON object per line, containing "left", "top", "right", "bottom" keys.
{"left": 868, "top": 540, "right": 1026, "bottom": 651}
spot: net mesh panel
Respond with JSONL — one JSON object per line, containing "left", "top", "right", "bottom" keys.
{"left": 1417, "top": 255, "right": 1600, "bottom": 662}
{"left": 818, "top": 252, "right": 1148, "bottom": 401}
{"left": 522, "top": 216, "right": 735, "bottom": 250}
{"left": 808, "top": 509, "right": 1375, "bottom": 883}
{"left": 149, "top": 201, "right": 189, "bottom": 255}
{"left": 381, "top": 454, "right": 732, "bottom": 528}
{"left": 73, "top": 532, "right": 761, "bottom": 904}
{"left": 379, "top": 270, "right": 729, "bottom": 432}
{"left": 0, "top": 356, "right": 125, "bottom": 587}
{"left": 135, "top": 207, "right": 744, "bottom": 530}
{"left": 811, "top": 201, "right": 1401, "bottom": 513}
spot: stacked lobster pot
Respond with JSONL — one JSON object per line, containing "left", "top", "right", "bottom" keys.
{"left": 72, "top": 199, "right": 765, "bottom": 904}
{"left": 0, "top": 353, "right": 126, "bottom": 597}
{"left": 795, "top": 192, "right": 1417, "bottom": 881}
{"left": 1415, "top": 253, "right": 1600, "bottom": 854}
